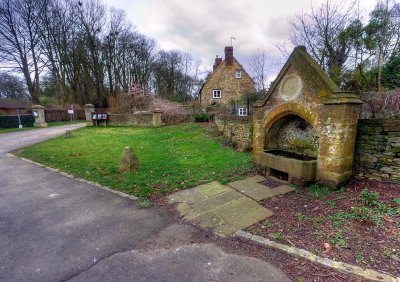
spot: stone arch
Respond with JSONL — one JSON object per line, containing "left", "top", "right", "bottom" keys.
{"left": 263, "top": 102, "right": 319, "bottom": 135}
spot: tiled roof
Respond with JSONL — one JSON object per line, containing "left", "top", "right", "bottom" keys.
{"left": 0, "top": 98, "right": 32, "bottom": 109}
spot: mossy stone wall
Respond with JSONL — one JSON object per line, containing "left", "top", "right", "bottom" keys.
{"left": 354, "top": 119, "right": 400, "bottom": 183}
{"left": 214, "top": 114, "right": 252, "bottom": 151}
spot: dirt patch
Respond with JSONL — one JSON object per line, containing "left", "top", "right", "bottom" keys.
{"left": 246, "top": 179, "right": 400, "bottom": 279}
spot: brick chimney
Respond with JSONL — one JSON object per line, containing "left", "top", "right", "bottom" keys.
{"left": 224, "top": 46, "right": 233, "bottom": 66}
{"left": 213, "top": 55, "right": 222, "bottom": 71}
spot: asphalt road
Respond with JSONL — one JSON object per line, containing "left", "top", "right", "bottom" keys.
{"left": 0, "top": 124, "right": 86, "bottom": 154}
{"left": 0, "top": 125, "right": 291, "bottom": 282}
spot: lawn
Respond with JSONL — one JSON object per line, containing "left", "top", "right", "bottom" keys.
{"left": 18, "top": 124, "right": 254, "bottom": 198}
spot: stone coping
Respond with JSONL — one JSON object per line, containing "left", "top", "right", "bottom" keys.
{"left": 235, "top": 230, "right": 400, "bottom": 282}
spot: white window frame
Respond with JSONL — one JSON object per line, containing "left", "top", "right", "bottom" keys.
{"left": 238, "top": 107, "right": 248, "bottom": 116}
{"left": 235, "top": 70, "right": 242, "bottom": 78}
{"left": 212, "top": 89, "right": 221, "bottom": 99}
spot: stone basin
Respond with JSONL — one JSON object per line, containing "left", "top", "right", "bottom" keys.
{"left": 259, "top": 149, "right": 317, "bottom": 186}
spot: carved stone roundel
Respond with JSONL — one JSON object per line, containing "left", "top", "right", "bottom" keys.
{"left": 279, "top": 74, "right": 302, "bottom": 101}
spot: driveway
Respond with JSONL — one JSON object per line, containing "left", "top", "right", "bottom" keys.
{"left": 0, "top": 125, "right": 291, "bottom": 282}
{"left": 0, "top": 124, "right": 86, "bottom": 154}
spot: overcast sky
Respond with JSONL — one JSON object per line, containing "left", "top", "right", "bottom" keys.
{"left": 106, "top": 0, "right": 378, "bottom": 80}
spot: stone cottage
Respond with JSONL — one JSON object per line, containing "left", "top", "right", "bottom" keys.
{"left": 200, "top": 46, "right": 256, "bottom": 116}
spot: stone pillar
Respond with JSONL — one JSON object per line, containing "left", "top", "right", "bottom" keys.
{"left": 316, "top": 103, "right": 362, "bottom": 188}
{"left": 83, "top": 104, "right": 95, "bottom": 125}
{"left": 32, "top": 105, "right": 48, "bottom": 128}
{"left": 152, "top": 108, "right": 163, "bottom": 127}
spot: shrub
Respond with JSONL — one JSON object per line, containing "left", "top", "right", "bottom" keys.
{"left": 194, "top": 113, "right": 210, "bottom": 123}
{"left": 0, "top": 114, "right": 34, "bottom": 128}
{"left": 351, "top": 206, "right": 382, "bottom": 226}
{"left": 149, "top": 98, "right": 189, "bottom": 125}
{"left": 360, "top": 91, "right": 400, "bottom": 118}
{"left": 308, "top": 184, "right": 330, "bottom": 198}
{"left": 108, "top": 89, "right": 152, "bottom": 114}
{"left": 360, "top": 188, "right": 380, "bottom": 207}
{"left": 136, "top": 199, "right": 154, "bottom": 209}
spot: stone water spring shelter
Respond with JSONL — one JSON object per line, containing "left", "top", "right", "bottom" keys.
{"left": 252, "top": 46, "right": 362, "bottom": 188}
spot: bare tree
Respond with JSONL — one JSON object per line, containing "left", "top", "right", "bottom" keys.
{"left": 0, "top": 72, "right": 27, "bottom": 99}
{"left": 284, "top": 0, "right": 359, "bottom": 83}
{"left": 0, "top": 0, "right": 46, "bottom": 103}
{"left": 247, "top": 46, "right": 269, "bottom": 91}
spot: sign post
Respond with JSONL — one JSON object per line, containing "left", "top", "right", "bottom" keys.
{"left": 17, "top": 109, "right": 22, "bottom": 128}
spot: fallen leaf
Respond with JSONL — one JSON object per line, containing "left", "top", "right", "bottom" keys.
{"left": 323, "top": 243, "right": 332, "bottom": 253}
{"left": 391, "top": 255, "right": 400, "bottom": 262}
{"left": 312, "top": 206, "right": 319, "bottom": 212}
{"left": 383, "top": 217, "right": 394, "bottom": 223}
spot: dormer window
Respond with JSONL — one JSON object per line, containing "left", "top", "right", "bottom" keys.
{"left": 212, "top": 89, "right": 221, "bottom": 98}
{"left": 235, "top": 70, "right": 242, "bottom": 78}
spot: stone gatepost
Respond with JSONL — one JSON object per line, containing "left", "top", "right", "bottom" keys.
{"left": 32, "top": 105, "right": 48, "bottom": 128}
{"left": 83, "top": 104, "right": 95, "bottom": 125}
{"left": 152, "top": 108, "right": 163, "bottom": 127}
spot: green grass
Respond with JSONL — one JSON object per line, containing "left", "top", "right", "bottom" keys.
{"left": 0, "top": 121, "right": 85, "bottom": 133}
{"left": 18, "top": 124, "right": 254, "bottom": 198}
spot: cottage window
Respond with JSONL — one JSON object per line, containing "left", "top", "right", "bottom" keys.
{"left": 212, "top": 89, "right": 221, "bottom": 98}
{"left": 235, "top": 70, "right": 242, "bottom": 78}
{"left": 238, "top": 107, "right": 248, "bottom": 116}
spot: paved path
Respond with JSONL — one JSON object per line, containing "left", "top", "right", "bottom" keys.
{"left": 0, "top": 125, "right": 291, "bottom": 282}
{"left": 168, "top": 176, "right": 295, "bottom": 236}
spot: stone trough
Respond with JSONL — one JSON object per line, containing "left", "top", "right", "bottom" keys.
{"left": 260, "top": 150, "right": 317, "bottom": 186}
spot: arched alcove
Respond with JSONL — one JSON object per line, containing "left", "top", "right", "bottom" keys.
{"left": 265, "top": 114, "right": 319, "bottom": 157}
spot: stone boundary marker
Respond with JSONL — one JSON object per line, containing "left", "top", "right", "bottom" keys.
{"left": 9, "top": 154, "right": 138, "bottom": 201}
{"left": 236, "top": 230, "right": 400, "bottom": 282}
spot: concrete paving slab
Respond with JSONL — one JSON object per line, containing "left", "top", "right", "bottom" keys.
{"left": 197, "top": 181, "right": 231, "bottom": 198}
{"left": 176, "top": 202, "right": 199, "bottom": 219}
{"left": 245, "top": 175, "right": 267, "bottom": 182}
{"left": 274, "top": 185, "right": 296, "bottom": 194}
{"left": 167, "top": 193, "right": 185, "bottom": 204}
{"left": 228, "top": 179, "right": 277, "bottom": 201}
{"left": 192, "top": 211, "right": 224, "bottom": 228}
{"left": 190, "top": 190, "right": 244, "bottom": 214}
{"left": 213, "top": 223, "right": 238, "bottom": 237}
{"left": 213, "top": 197, "right": 273, "bottom": 229}
{"left": 176, "top": 188, "right": 207, "bottom": 204}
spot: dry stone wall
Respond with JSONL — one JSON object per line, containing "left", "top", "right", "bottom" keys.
{"left": 354, "top": 119, "right": 400, "bottom": 183}
{"left": 214, "top": 114, "right": 252, "bottom": 151}
{"left": 108, "top": 112, "right": 162, "bottom": 127}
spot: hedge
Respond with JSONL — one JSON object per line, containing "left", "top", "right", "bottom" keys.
{"left": 0, "top": 114, "right": 35, "bottom": 128}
